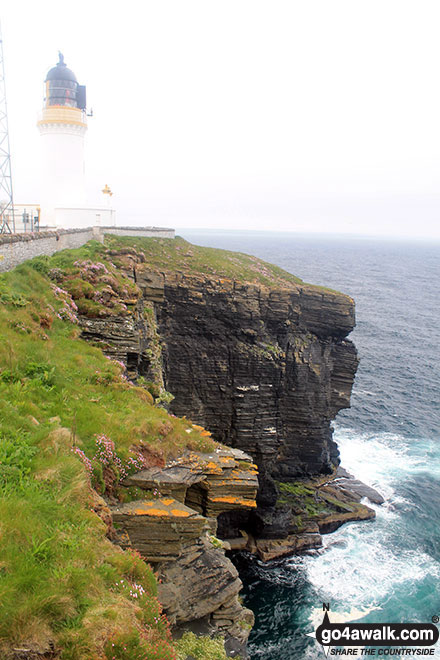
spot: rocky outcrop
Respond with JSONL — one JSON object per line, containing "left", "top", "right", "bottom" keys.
{"left": 112, "top": 497, "right": 207, "bottom": 562}
{"left": 123, "top": 447, "right": 258, "bottom": 519}
{"left": 219, "top": 468, "right": 379, "bottom": 561}
{"left": 111, "top": 447, "right": 258, "bottom": 658}
{"left": 154, "top": 271, "right": 358, "bottom": 485}
{"left": 152, "top": 268, "right": 359, "bottom": 539}
{"left": 78, "top": 256, "right": 358, "bottom": 489}
{"left": 78, "top": 253, "right": 362, "bottom": 542}
{"left": 77, "top": 250, "right": 358, "bottom": 477}
{"left": 158, "top": 538, "right": 254, "bottom": 658}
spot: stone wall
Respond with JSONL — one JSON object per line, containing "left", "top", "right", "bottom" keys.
{"left": 0, "top": 226, "right": 174, "bottom": 272}
{"left": 102, "top": 226, "right": 175, "bottom": 239}
{"left": 0, "top": 228, "right": 98, "bottom": 273}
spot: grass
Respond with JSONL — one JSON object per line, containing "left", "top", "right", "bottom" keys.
{"left": 0, "top": 259, "right": 219, "bottom": 659}
{"left": 174, "top": 632, "right": 228, "bottom": 660}
{"left": 102, "top": 234, "right": 346, "bottom": 296}
{"left": 25, "top": 233, "right": 343, "bottom": 297}
{"left": 104, "top": 235, "right": 304, "bottom": 289}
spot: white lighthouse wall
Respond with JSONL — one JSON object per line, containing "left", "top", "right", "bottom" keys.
{"left": 55, "top": 207, "right": 116, "bottom": 228}
{"left": 39, "top": 125, "right": 87, "bottom": 227}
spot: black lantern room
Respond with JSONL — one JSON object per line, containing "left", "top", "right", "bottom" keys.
{"left": 45, "top": 52, "right": 86, "bottom": 110}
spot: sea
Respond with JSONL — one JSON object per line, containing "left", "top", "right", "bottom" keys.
{"left": 180, "top": 229, "right": 440, "bottom": 660}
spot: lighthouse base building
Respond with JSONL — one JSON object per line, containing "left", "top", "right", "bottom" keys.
{"left": 37, "top": 53, "right": 115, "bottom": 229}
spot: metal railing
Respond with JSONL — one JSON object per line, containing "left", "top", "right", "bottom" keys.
{"left": 0, "top": 205, "right": 42, "bottom": 233}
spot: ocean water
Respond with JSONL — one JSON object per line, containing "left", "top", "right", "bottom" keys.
{"left": 180, "top": 230, "right": 440, "bottom": 659}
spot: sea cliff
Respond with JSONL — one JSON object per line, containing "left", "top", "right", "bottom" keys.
{"left": 78, "top": 237, "right": 374, "bottom": 561}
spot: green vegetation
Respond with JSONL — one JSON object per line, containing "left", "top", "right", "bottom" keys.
{"left": 277, "top": 481, "right": 328, "bottom": 517}
{"left": 276, "top": 480, "right": 357, "bottom": 521}
{"left": 175, "top": 632, "right": 228, "bottom": 660}
{"left": 237, "top": 460, "right": 253, "bottom": 470}
{"left": 141, "top": 301, "right": 165, "bottom": 391}
{"left": 105, "top": 235, "right": 304, "bottom": 288}
{"left": 208, "top": 535, "right": 224, "bottom": 550}
{"left": 0, "top": 258, "right": 218, "bottom": 659}
{"left": 258, "top": 342, "right": 285, "bottom": 360}
{"left": 238, "top": 620, "right": 253, "bottom": 631}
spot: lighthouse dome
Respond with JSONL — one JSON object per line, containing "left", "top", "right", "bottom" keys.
{"left": 45, "top": 52, "right": 77, "bottom": 83}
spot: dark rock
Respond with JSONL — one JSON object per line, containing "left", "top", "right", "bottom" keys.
{"left": 156, "top": 273, "right": 358, "bottom": 484}
{"left": 250, "top": 505, "right": 292, "bottom": 540}
{"left": 318, "top": 506, "right": 375, "bottom": 534}
{"left": 327, "top": 539, "right": 348, "bottom": 549}
{"left": 78, "top": 264, "right": 359, "bottom": 518}
{"left": 253, "top": 533, "right": 323, "bottom": 561}
{"left": 158, "top": 537, "right": 254, "bottom": 657}
{"left": 335, "top": 477, "right": 385, "bottom": 505}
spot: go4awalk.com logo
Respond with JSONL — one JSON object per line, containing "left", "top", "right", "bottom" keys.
{"left": 308, "top": 605, "right": 439, "bottom": 657}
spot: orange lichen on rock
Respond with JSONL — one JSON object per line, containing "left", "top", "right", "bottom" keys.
{"left": 129, "top": 501, "right": 154, "bottom": 514}
{"left": 159, "top": 498, "right": 175, "bottom": 506}
{"left": 135, "top": 508, "right": 169, "bottom": 517}
{"left": 211, "top": 496, "right": 257, "bottom": 508}
{"left": 205, "top": 461, "right": 223, "bottom": 474}
{"left": 170, "top": 509, "right": 191, "bottom": 517}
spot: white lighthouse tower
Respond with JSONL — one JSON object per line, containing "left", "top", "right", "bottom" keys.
{"left": 37, "top": 53, "right": 88, "bottom": 227}
{"left": 37, "top": 53, "right": 116, "bottom": 229}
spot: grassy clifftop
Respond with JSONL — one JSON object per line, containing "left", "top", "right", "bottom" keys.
{"left": 0, "top": 248, "right": 224, "bottom": 659}
{"left": 105, "top": 235, "right": 303, "bottom": 288}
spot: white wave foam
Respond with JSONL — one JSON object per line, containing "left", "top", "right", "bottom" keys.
{"left": 283, "top": 426, "right": 440, "bottom": 657}
{"left": 302, "top": 518, "right": 440, "bottom": 607}
{"left": 334, "top": 426, "right": 440, "bottom": 495}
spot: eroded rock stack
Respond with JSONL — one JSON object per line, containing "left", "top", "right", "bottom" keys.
{"left": 111, "top": 448, "right": 258, "bottom": 658}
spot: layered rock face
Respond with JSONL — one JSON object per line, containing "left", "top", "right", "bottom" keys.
{"left": 111, "top": 447, "right": 258, "bottom": 657}
{"left": 79, "top": 257, "right": 361, "bottom": 544}
{"left": 156, "top": 272, "right": 358, "bottom": 484}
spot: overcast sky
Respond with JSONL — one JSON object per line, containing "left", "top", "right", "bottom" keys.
{"left": 2, "top": 1, "right": 440, "bottom": 238}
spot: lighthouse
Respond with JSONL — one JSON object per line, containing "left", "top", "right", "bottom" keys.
{"left": 37, "top": 53, "right": 116, "bottom": 229}
{"left": 37, "top": 53, "right": 88, "bottom": 227}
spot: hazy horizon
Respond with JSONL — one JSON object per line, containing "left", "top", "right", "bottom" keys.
{"left": 178, "top": 225, "right": 440, "bottom": 244}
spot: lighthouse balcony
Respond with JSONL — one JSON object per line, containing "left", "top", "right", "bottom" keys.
{"left": 37, "top": 106, "right": 87, "bottom": 129}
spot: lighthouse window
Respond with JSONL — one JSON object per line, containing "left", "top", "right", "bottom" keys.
{"left": 48, "top": 80, "right": 78, "bottom": 107}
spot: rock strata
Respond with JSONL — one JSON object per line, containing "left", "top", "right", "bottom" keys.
{"left": 157, "top": 272, "right": 358, "bottom": 483}
{"left": 78, "top": 259, "right": 358, "bottom": 488}
{"left": 112, "top": 497, "right": 207, "bottom": 562}
{"left": 124, "top": 447, "right": 258, "bottom": 519}
{"left": 111, "top": 447, "right": 257, "bottom": 658}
